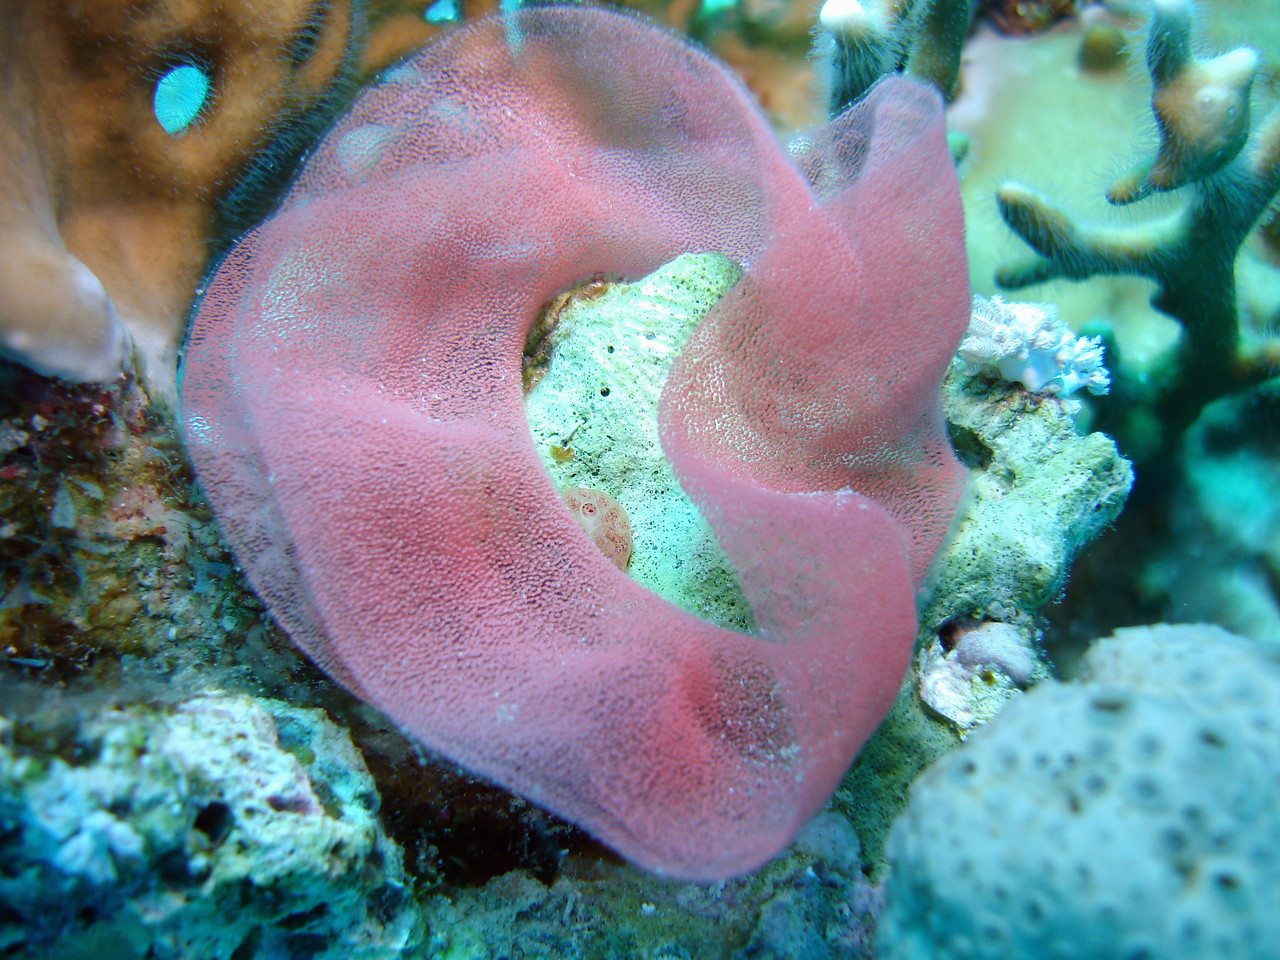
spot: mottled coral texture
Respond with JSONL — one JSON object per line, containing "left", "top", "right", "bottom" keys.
{"left": 181, "top": 8, "right": 968, "bottom": 879}
{"left": 561, "top": 487, "right": 633, "bottom": 572}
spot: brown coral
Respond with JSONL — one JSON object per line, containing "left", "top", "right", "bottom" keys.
{"left": 0, "top": 0, "right": 360, "bottom": 397}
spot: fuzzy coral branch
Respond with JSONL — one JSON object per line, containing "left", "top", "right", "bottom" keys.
{"left": 1109, "top": 0, "right": 1257, "bottom": 202}
{"left": 995, "top": 187, "right": 1174, "bottom": 284}
{"left": 813, "top": 0, "right": 970, "bottom": 116}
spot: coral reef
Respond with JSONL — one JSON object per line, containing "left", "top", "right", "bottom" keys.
{"left": 180, "top": 5, "right": 970, "bottom": 879}
{"left": 0, "top": 367, "right": 258, "bottom": 672}
{"left": 971, "top": 0, "right": 1280, "bottom": 657}
{"left": 877, "top": 624, "right": 1280, "bottom": 959}
{"left": 516, "top": 246, "right": 1130, "bottom": 867}
{"left": 995, "top": 0, "right": 1280, "bottom": 460}
{"left": 0, "top": 211, "right": 1133, "bottom": 960}
{"left": 3, "top": 0, "right": 1273, "bottom": 955}
{"left": 420, "top": 813, "right": 882, "bottom": 960}
{"left": 823, "top": 356, "right": 1132, "bottom": 848}
{"left": 895, "top": 360, "right": 1133, "bottom": 732}
{"left": 0, "top": 0, "right": 362, "bottom": 395}
{"left": 0, "top": 690, "right": 414, "bottom": 958}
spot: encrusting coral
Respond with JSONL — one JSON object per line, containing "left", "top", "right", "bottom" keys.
{"left": 996, "top": 0, "right": 1280, "bottom": 460}
{"left": 560, "top": 487, "right": 633, "bottom": 572}
{"left": 0, "top": 0, "right": 362, "bottom": 397}
{"left": 0, "top": 691, "right": 414, "bottom": 958}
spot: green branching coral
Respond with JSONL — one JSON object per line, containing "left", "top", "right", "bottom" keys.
{"left": 996, "top": 0, "right": 1280, "bottom": 460}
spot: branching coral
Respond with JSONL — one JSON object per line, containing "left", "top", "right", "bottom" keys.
{"left": 996, "top": 0, "right": 1280, "bottom": 459}
{"left": 812, "top": 0, "right": 971, "bottom": 116}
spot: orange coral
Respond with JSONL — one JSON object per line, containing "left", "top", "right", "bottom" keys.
{"left": 0, "top": 0, "right": 360, "bottom": 396}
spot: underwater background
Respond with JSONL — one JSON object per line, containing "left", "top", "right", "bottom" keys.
{"left": 1, "top": 0, "right": 1278, "bottom": 956}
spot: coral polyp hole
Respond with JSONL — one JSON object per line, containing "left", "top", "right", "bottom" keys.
{"left": 154, "top": 64, "right": 211, "bottom": 136}
{"left": 193, "top": 800, "right": 233, "bottom": 844}
{"left": 424, "top": 0, "right": 461, "bottom": 23}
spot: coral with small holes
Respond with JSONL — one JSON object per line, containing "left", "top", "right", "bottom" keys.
{"left": 561, "top": 487, "right": 632, "bottom": 572}
{"left": 878, "top": 623, "right": 1280, "bottom": 959}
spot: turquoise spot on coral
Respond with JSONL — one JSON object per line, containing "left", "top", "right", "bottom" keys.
{"left": 700, "top": 0, "right": 737, "bottom": 16}
{"left": 423, "top": 0, "right": 459, "bottom": 23}
{"left": 153, "top": 64, "right": 210, "bottom": 135}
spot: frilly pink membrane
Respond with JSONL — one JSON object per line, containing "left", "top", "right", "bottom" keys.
{"left": 181, "top": 6, "right": 969, "bottom": 880}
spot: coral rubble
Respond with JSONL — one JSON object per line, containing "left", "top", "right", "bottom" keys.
{"left": 0, "top": 691, "right": 414, "bottom": 958}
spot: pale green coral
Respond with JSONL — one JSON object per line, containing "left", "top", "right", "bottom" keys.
{"left": 924, "top": 368, "right": 1133, "bottom": 626}
{"left": 524, "top": 252, "right": 752, "bottom": 631}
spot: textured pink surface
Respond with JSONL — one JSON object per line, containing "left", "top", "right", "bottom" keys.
{"left": 181, "top": 7, "right": 969, "bottom": 879}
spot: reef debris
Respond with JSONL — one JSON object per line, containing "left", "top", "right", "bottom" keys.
{"left": 0, "top": 691, "right": 414, "bottom": 959}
